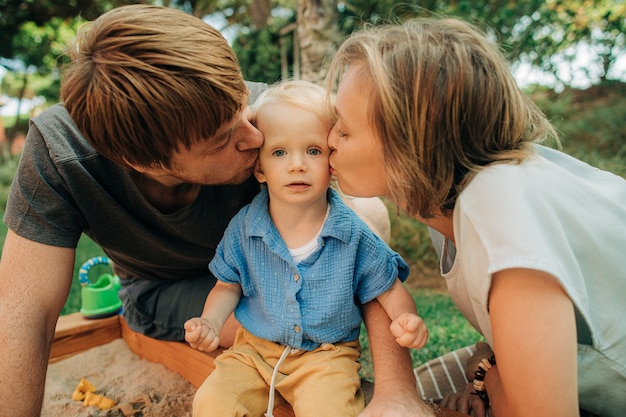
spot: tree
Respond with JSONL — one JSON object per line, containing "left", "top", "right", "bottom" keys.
{"left": 2, "top": 16, "right": 80, "bottom": 140}
{"left": 0, "top": 0, "right": 144, "bottom": 60}
{"left": 233, "top": 23, "right": 288, "bottom": 83}
{"left": 296, "top": 0, "right": 338, "bottom": 83}
{"left": 517, "top": 0, "right": 626, "bottom": 86}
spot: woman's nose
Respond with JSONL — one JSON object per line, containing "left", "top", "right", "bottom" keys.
{"left": 327, "top": 125, "right": 338, "bottom": 150}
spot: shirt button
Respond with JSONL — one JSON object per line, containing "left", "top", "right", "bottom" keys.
{"left": 294, "top": 325, "right": 301, "bottom": 333}
{"left": 294, "top": 274, "right": 300, "bottom": 282}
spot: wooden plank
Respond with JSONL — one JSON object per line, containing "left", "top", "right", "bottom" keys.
{"left": 50, "top": 313, "right": 121, "bottom": 363}
{"left": 119, "top": 316, "right": 219, "bottom": 388}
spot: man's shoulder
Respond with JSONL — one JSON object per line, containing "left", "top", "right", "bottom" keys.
{"left": 30, "top": 103, "right": 98, "bottom": 162}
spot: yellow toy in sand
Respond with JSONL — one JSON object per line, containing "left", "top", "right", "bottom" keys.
{"left": 72, "top": 378, "right": 116, "bottom": 409}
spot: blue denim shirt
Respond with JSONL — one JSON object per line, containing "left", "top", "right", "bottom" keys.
{"left": 209, "top": 188, "right": 409, "bottom": 351}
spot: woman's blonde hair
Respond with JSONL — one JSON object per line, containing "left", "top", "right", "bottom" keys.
{"left": 327, "top": 18, "right": 557, "bottom": 218}
{"left": 61, "top": 4, "right": 247, "bottom": 168}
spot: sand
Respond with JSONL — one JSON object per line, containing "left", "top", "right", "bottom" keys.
{"left": 43, "top": 339, "right": 195, "bottom": 417}
{"left": 43, "top": 338, "right": 460, "bottom": 417}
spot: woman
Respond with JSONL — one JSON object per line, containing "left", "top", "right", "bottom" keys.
{"left": 326, "top": 17, "right": 626, "bottom": 417}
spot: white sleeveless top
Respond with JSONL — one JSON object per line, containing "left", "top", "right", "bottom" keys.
{"left": 429, "top": 145, "right": 626, "bottom": 416}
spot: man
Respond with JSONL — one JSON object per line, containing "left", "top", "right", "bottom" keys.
{"left": 0, "top": 5, "right": 432, "bottom": 417}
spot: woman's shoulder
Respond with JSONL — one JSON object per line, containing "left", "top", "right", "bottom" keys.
{"left": 462, "top": 144, "right": 625, "bottom": 209}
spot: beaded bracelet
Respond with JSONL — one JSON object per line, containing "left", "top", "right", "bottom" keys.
{"left": 472, "top": 355, "right": 496, "bottom": 402}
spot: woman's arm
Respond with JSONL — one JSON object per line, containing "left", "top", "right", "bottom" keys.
{"left": 488, "top": 268, "right": 578, "bottom": 417}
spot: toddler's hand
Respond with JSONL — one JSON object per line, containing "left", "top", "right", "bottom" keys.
{"left": 184, "top": 317, "right": 221, "bottom": 352}
{"left": 390, "top": 312, "right": 428, "bottom": 349}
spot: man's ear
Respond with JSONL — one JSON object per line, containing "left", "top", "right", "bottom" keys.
{"left": 253, "top": 160, "right": 266, "bottom": 183}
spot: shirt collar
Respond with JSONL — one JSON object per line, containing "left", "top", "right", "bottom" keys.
{"left": 245, "top": 187, "right": 353, "bottom": 243}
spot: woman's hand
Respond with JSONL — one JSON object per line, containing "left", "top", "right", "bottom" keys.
{"left": 440, "top": 381, "right": 489, "bottom": 417}
{"left": 439, "top": 342, "right": 494, "bottom": 416}
{"left": 463, "top": 342, "right": 494, "bottom": 381}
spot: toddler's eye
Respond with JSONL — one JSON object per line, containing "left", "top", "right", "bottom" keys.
{"left": 272, "top": 149, "right": 286, "bottom": 157}
{"left": 308, "top": 148, "right": 322, "bottom": 156}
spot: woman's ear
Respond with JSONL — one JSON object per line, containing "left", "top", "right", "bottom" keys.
{"left": 253, "top": 160, "right": 266, "bottom": 183}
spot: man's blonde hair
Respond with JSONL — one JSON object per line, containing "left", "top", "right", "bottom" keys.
{"left": 61, "top": 4, "right": 248, "bottom": 168}
{"left": 327, "top": 18, "right": 557, "bottom": 218}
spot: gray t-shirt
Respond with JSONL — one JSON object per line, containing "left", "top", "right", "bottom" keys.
{"left": 4, "top": 84, "right": 266, "bottom": 281}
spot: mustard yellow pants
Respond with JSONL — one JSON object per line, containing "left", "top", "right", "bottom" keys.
{"left": 193, "top": 327, "right": 364, "bottom": 417}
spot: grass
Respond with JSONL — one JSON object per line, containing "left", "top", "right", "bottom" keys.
{"left": 358, "top": 289, "right": 483, "bottom": 380}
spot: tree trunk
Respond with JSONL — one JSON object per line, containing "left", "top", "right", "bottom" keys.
{"left": 251, "top": 0, "right": 271, "bottom": 29}
{"left": 296, "top": 0, "right": 338, "bottom": 84}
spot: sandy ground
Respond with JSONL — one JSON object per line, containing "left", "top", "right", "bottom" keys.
{"left": 43, "top": 339, "right": 195, "bottom": 417}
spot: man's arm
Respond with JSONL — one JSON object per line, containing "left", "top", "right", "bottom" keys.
{"left": 0, "top": 230, "right": 75, "bottom": 416}
{"left": 360, "top": 299, "right": 435, "bottom": 417}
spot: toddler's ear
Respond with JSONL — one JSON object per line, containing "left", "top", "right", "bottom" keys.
{"left": 253, "top": 160, "right": 266, "bottom": 183}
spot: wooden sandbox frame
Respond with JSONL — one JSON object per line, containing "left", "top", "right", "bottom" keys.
{"left": 51, "top": 313, "right": 464, "bottom": 417}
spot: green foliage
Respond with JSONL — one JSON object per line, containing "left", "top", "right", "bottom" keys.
{"left": 411, "top": 290, "right": 484, "bottom": 365}
{"left": 1, "top": 69, "right": 59, "bottom": 106}
{"left": 233, "top": 16, "right": 295, "bottom": 84}
{"left": 0, "top": 154, "right": 19, "bottom": 208}
{"left": 0, "top": 0, "right": 133, "bottom": 59}
{"left": 524, "top": 0, "right": 626, "bottom": 85}
{"left": 10, "top": 18, "right": 76, "bottom": 73}
{"left": 387, "top": 204, "right": 439, "bottom": 271}
{"left": 338, "top": 1, "right": 625, "bottom": 89}
{"left": 533, "top": 82, "right": 626, "bottom": 177}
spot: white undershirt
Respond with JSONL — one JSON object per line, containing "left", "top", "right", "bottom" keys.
{"left": 289, "top": 205, "right": 330, "bottom": 264}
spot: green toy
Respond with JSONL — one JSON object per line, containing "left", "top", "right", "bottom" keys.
{"left": 79, "top": 256, "right": 122, "bottom": 319}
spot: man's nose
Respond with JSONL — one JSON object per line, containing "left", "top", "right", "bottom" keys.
{"left": 236, "top": 120, "right": 264, "bottom": 151}
{"left": 239, "top": 125, "right": 263, "bottom": 151}
{"left": 237, "top": 107, "right": 264, "bottom": 151}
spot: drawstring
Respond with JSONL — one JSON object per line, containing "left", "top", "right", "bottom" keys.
{"left": 265, "top": 346, "right": 295, "bottom": 417}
